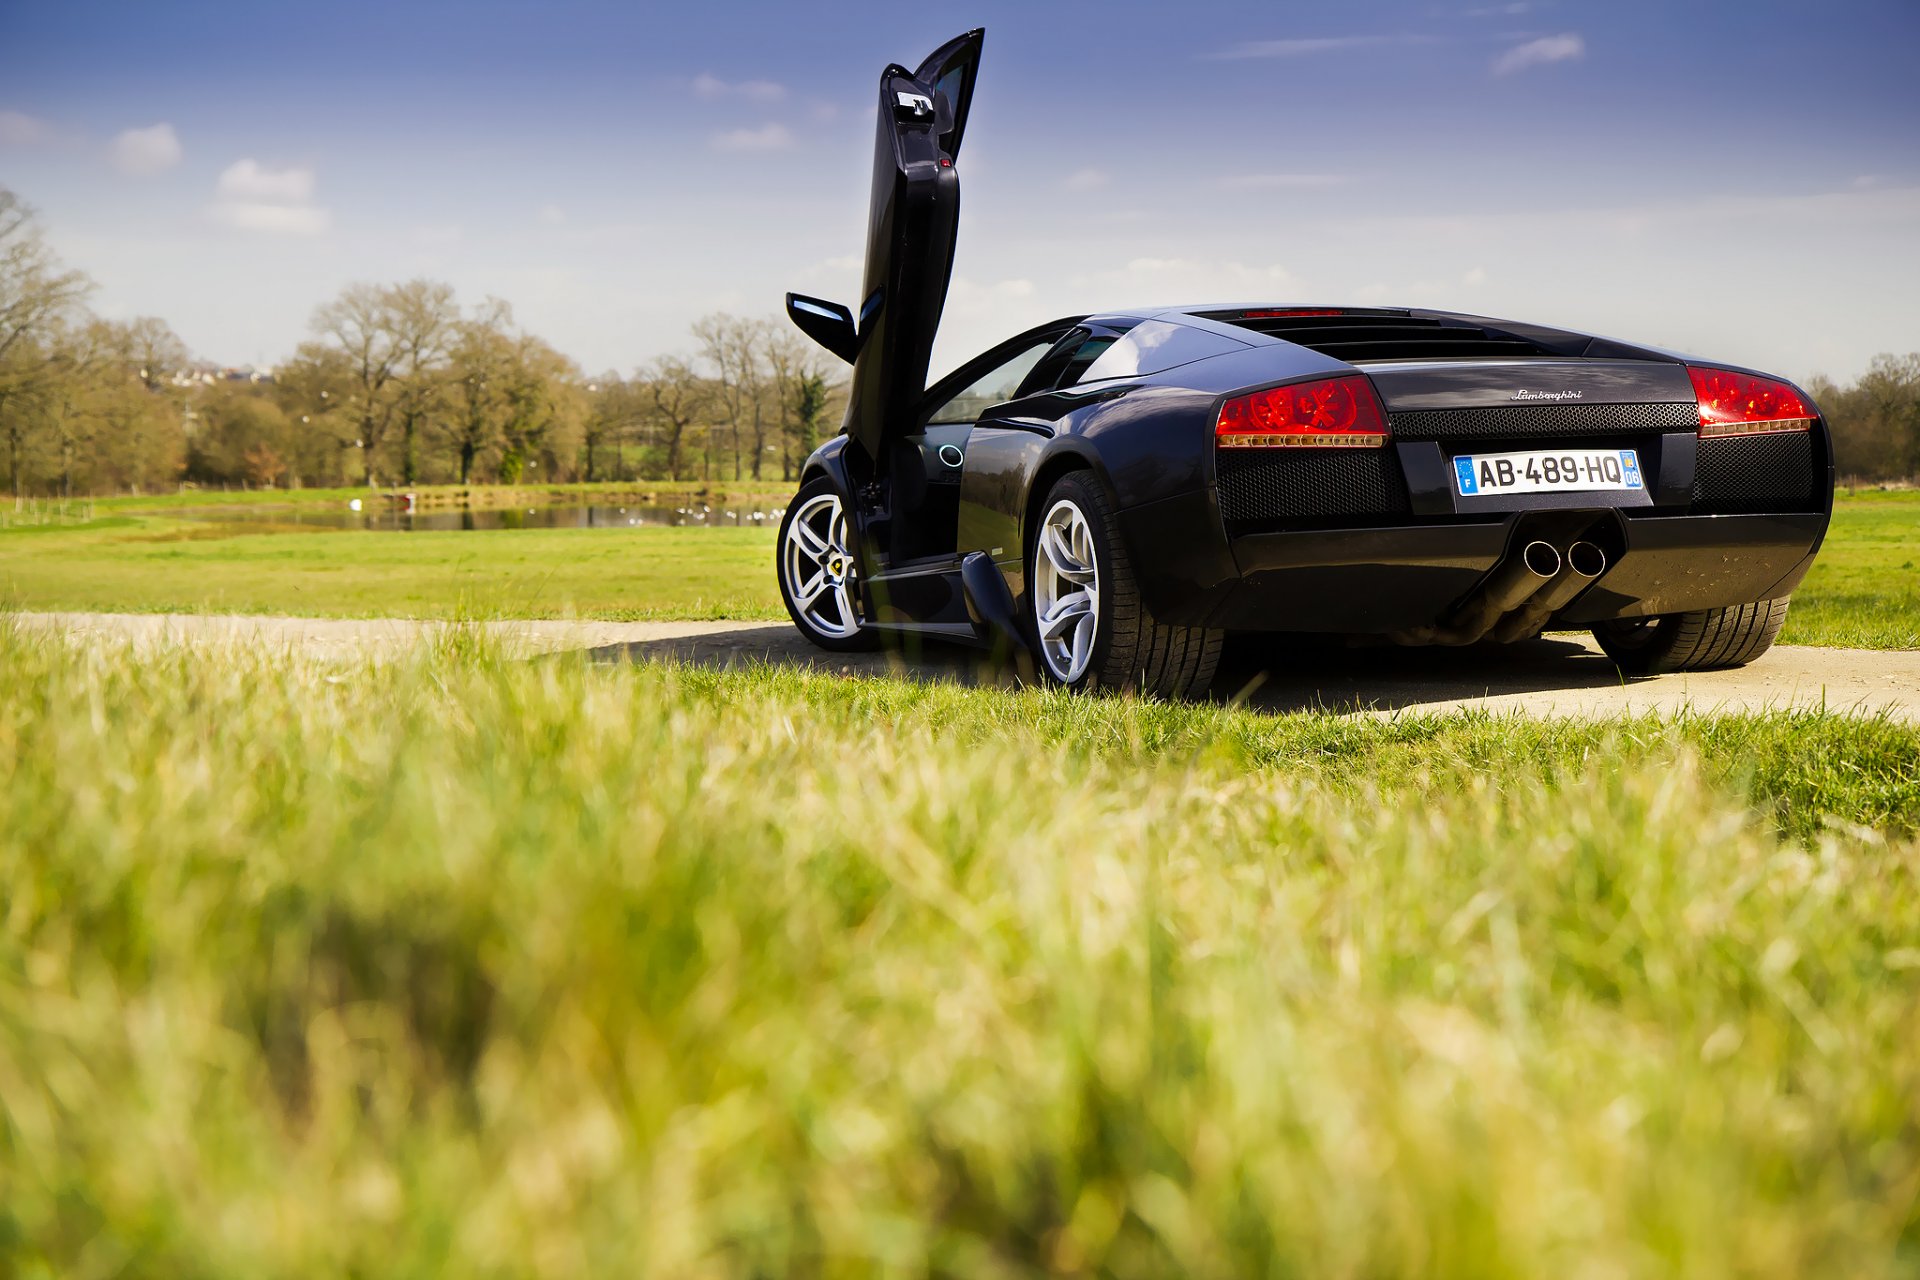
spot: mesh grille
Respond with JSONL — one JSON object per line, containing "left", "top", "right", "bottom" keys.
{"left": 1389, "top": 402, "right": 1696, "bottom": 440}
{"left": 1692, "top": 433, "right": 1820, "bottom": 514}
{"left": 1216, "top": 449, "right": 1411, "bottom": 525}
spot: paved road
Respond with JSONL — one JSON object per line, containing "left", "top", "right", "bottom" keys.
{"left": 19, "top": 611, "right": 1920, "bottom": 721}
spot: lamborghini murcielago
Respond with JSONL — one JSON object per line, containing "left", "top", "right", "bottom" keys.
{"left": 776, "top": 29, "right": 1833, "bottom": 698}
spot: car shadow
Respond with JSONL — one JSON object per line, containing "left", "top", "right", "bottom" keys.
{"left": 1212, "top": 632, "right": 1641, "bottom": 715}
{"left": 584, "top": 625, "right": 1000, "bottom": 684}
{"left": 584, "top": 624, "right": 1645, "bottom": 715}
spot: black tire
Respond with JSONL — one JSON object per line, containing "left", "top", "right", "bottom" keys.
{"left": 1027, "top": 470, "right": 1224, "bottom": 698}
{"left": 1592, "top": 597, "right": 1791, "bottom": 674}
{"left": 776, "top": 477, "right": 879, "bottom": 652}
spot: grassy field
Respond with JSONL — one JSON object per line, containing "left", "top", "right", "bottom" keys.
{"left": 0, "top": 520, "right": 782, "bottom": 621}
{"left": 1781, "top": 489, "right": 1920, "bottom": 648}
{"left": 1, "top": 489, "right": 1915, "bottom": 646}
{"left": 3, "top": 628, "right": 1918, "bottom": 1275}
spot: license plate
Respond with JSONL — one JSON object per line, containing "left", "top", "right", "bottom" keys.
{"left": 1454, "top": 448, "right": 1644, "bottom": 496}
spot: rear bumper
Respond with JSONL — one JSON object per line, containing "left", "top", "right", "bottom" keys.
{"left": 1209, "top": 510, "right": 1827, "bottom": 633}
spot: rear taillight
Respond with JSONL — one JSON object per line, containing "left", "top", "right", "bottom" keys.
{"left": 1215, "top": 375, "right": 1389, "bottom": 448}
{"left": 1689, "top": 366, "right": 1813, "bottom": 438}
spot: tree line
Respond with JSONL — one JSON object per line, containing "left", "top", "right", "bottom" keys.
{"left": 1807, "top": 356, "right": 1920, "bottom": 485}
{"left": 3, "top": 184, "right": 1918, "bottom": 497}
{"left": 0, "top": 189, "right": 842, "bottom": 496}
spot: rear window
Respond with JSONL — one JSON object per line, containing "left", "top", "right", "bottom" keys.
{"left": 1079, "top": 319, "right": 1249, "bottom": 383}
{"left": 1018, "top": 324, "right": 1133, "bottom": 397}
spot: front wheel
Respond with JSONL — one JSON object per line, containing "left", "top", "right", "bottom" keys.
{"left": 1027, "top": 471, "right": 1223, "bottom": 698}
{"left": 777, "top": 478, "right": 878, "bottom": 652}
{"left": 1592, "top": 597, "right": 1790, "bottom": 674}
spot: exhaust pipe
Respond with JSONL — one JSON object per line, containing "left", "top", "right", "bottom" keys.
{"left": 1491, "top": 541, "right": 1607, "bottom": 644}
{"left": 1396, "top": 540, "right": 1559, "bottom": 646}
{"left": 1450, "top": 540, "right": 1560, "bottom": 639}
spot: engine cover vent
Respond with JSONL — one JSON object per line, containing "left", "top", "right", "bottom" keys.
{"left": 1199, "top": 309, "right": 1550, "bottom": 361}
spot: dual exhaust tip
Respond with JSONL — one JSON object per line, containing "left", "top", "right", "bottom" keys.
{"left": 1517, "top": 538, "right": 1607, "bottom": 584}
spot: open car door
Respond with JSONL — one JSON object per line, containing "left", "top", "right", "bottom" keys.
{"left": 806, "top": 29, "right": 983, "bottom": 464}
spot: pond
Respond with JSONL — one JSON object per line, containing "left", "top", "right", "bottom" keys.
{"left": 175, "top": 504, "right": 787, "bottom": 532}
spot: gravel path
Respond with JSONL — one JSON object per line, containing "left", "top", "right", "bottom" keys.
{"left": 18, "top": 611, "right": 1920, "bottom": 722}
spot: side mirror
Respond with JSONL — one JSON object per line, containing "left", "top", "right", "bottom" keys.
{"left": 785, "top": 293, "right": 861, "bottom": 364}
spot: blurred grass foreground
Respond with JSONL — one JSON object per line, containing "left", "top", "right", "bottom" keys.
{"left": 3, "top": 626, "right": 1919, "bottom": 1276}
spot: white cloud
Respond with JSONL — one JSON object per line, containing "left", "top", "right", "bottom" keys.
{"left": 208, "top": 157, "right": 328, "bottom": 234}
{"left": 1492, "top": 33, "right": 1584, "bottom": 74}
{"left": 693, "top": 73, "right": 786, "bottom": 102}
{"left": 1462, "top": 266, "right": 1488, "bottom": 286}
{"left": 217, "top": 158, "right": 315, "bottom": 202}
{"left": 537, "top": 203, "right": 567, "bottom": 226}
{"left": 1220, "top": 173, "right": 1348, "bottom": 190}
{"left": 211, "top": 202, "right": 330, "bottom": 235}
{"left": 1062, "top": 168, "right": 1110, "bottom": 192}
{"left": 110, "top": 123, "right": 182, "bottom": 175}
{"left": 0, "top": 110, "right": 51, "bottom": 146}
{"left": 712, "top": 123, "right": 794, "bottom": 152}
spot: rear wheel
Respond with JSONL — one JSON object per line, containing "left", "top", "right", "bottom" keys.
{"left": 1592, "top": 597, "right": 1790, "bottom": 674}
{"left": 778, "top": 478, "right": 878, "bottom": 652}
{"left": 1028, "top": 471, "right": 1223, "bottom": 698}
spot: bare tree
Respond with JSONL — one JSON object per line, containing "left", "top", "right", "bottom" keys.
{"left": 641, "top": 356, "right": 708, "bottom": 481}
{"left": 100, "top": 318, "right": 190, "bottom": 492}
{"left": 274, "top": 342, "right": 358, "bottom": 486}
{"left": 764, "top": 327, "right": 832, "bottom": 481}
{"left": 446, "top": 298, "right": 516, "bottom": 484}
{"left": 581, "top": 374, "right": 645, "bottom": 481}
{"left": 385, "top": 280, "right": 458, "bottom": 484}
{"left": 118, "top": 316, "right": 191, "bottom": 391}
{"left": 1861, "top": 353, "right": 1920, "bottom": 479}
{"left": 309, "top": 283, "right": 403, "bottom": 486}
{"left": 497, "top": 333, "right": 583, "bottom": 484}
{"left": 0, "top": 189, "right": 92, "bottom": 497}
{"left": 694, "top": 313, "right": 776, "bottom": 481}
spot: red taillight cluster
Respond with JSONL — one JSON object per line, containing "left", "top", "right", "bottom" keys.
{"left": 1215, "top": 375, "right": 1389, "bottom": 448}
{"left": 1689, "top": 366, "right": 1813, "bottom": 438}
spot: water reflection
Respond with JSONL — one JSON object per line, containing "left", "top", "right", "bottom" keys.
{"left": 178, "top": 504, "right": 786, "bottom": 532}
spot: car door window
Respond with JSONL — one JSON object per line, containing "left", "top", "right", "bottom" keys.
{"left": 924, "top": 340, "right": 1053, "bottom": 424}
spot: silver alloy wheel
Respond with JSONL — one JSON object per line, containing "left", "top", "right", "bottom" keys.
{"left": 1033, "top": 497, "right": 1100, "bottom": 683}
{"left": 782, "top": 491, "right": 861, "bottom": 639}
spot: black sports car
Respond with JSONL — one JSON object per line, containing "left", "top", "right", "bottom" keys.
{"left": 777, "top": 29, "right": 1832, "bottom": 698}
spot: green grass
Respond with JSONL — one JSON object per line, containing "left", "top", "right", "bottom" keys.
{"left": 1780, "top": 490, "right": 1920, "bottom": 649}
{"left": 0, "top": 520, "right": 784, "bottom": 621}
{"left": 2, "top": 492, "right": 1916, "bottom": 646}
{"left": 4, "top": 629, "right": 1920, "bottom": 1275}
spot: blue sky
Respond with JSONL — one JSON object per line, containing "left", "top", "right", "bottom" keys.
{"left": 2, "top": 0, "right": 1916, "bottom": 383}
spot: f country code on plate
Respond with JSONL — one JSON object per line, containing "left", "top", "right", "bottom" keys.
{"left": 1454, "top": 448, "right": 1645, "bottom": 497}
